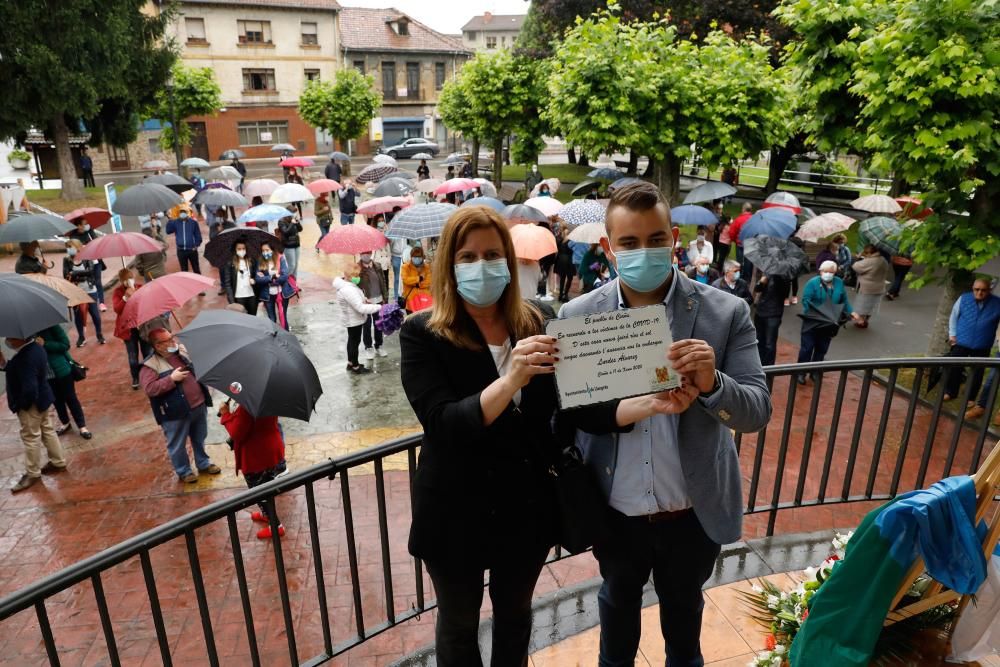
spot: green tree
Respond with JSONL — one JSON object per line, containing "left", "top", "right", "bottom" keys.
{"left": 0, "top": 0, "right": 175, "bottom": 200}
{"left": 850, "top": 0, "right": 1000, "bottom": 355}
{"left": 298, "top": 69, "right": 381, "bottom": 151}
{"left": 149, "top": 64, "right": 222, "bottom": 156}
{"left": 437, "top": 70, "right": 481, "bottom": 172}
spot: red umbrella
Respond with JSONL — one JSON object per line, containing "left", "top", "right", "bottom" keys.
{"left": 895, "top": 196, "right": 934, "bottom": 220}
{"left": 66, "top": 207, "right": 113, "bottom": 228}
{"left": 306, "top": 179, "right": 343, "bottom": 196}
{"left": 118, "top": 272, "right": 215, "bottom": 329}
{"left": 357, "top": 195, "right": 413, "bottom": 216}
{"left": 433, "top": 178, "right": 478, "bottom": 196}
{"left": 279, "top": 157, "right": 314, "bottom": 168}
{"left": 317, "top": 223, "right": 387, "bottom": 255}
{"left": 77, "top": 232, "right": 164, "bottom": 261}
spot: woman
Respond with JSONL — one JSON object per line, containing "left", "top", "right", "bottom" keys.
{"left": 67, "top": 217, "right": 106, "bottom": 310}
{"left": 37, "top": 326, "right": 92, "bottom": 439}
{"left": 399, "top": 206, "right": 559, "bottom": 665}
{"left": 221, "top": 240, "right": 260, "bottom": 316}
{"left": 219, "top": 400, "right": 286, "bottom": 539}
{"left": 358, "top": 252, "right": 389, "bottom": 358}
{"left": 401, "top": 246, "right": 432, "bottom": 312}
{"left": 554, "top": 224, "right": 576, "bottom": 302}
{"left": 887, "top": 253, "right": 912, "bottom": 300}
{"left": 113, "top": 268, "right": 152, "bottom": 389}
{"left": 851, "top": 244, "right": 890, "bottom": 328}
{"left": 537, "top": 182, "right": 552, "bottom": 197}
{"left": 579, "top": 243, "right": 609, "bottom": 294}
{"left": 278, "top": 215, "right": 303, "bottom": 277}
{"left": 63, "top": 240, "right": 105, "bottom": 347}
{"left": 417, "top": 159, "right": 430, "bottom": 180}
{"left": 796, "top": 260, "right": 862, "bottom": 383}
{"left": 315, "top": 193, "right": 333, "bottom": 251}
{"left": 255, "top": 242, "right": 294, "bottom": 329}
{"left": 333, "top": 264, "right": 382, "bottom": 374}
{"left": 367, "top": 215, "right": 392, "bottom": 289}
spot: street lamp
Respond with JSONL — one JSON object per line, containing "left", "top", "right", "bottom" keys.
{"left": 164, "top": 76, "right": 184, "bottom": 171}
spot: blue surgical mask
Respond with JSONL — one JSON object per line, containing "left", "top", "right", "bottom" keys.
{"left": 262, "top": 251, "right": 273, "bottom": 259}
{"left": 455, "top": 259, "right": 510, "bottom": 307}
{"left": 412, "top": 257, "right": 424, "bottom": 267}
{"left": 166, "top": 346, "right": 179, "bottom": 354}
{"left": 821, "top": 271, "right": 835, "bottom": 283}
{"left": 733, "top": 271, "right": 741, "bottom": 281}
{"left": 67, "top": 247, "right": 78, "bottom": 257}
{"left": 610, "top": 247, "right": 672, "bottom": 293}
{"left": 179, "top": 212, "right": 189, "bottom": 219}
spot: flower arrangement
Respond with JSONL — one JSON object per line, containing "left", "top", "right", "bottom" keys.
{"left": 374, "top": 302, "right": 405, "bottom": 335}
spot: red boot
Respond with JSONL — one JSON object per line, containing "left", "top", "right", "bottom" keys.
{"left": 256, "top": 525, "right": 285, "bottom": 540}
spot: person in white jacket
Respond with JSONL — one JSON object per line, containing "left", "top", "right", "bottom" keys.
{"left": 333, "top": 266, "right": 382, "bottom": 375}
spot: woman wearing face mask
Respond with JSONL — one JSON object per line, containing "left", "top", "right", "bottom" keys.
{"left": 579, "top": 243, "right": 610, "bottom": 294}
{"left": 36, "top": 325, "right": 92, "bottom": 439}
{"left": 63, "top": 240, "right": 105, "bottom": 347}
{"left": 332, "top": 263, "right": 382, "bottom": 374}
{"left": 221, "top": 240, "right": 260, "bottom": 316}
{"left": 401, "top": 246, "right": 432, "bottom": 312}
{"left": 399, "top": 206, "right": 560, "bottom": 666}
{"left": 367, "top": 214, "right": 393, "bottom": 289}
{"left": 796, "top": 260, "right": 862, "bottom": 384}
{"left": 357, "top": 251, "right": 389, "bottom": 359}
{"left": 113, "top": 268, "right": 152, "bottom": 389}
{"left": 254, "top": 242, "right": 294, "bottom": 329}
{"left": 67, "top": 218, "right": 107, "bottom": 311}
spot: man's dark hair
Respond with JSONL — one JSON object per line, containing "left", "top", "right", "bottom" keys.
{"left": 605, "top": 181, "right": 669, "bottom": 231}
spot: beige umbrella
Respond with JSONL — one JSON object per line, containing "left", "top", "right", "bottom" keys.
{"left": 795, "top": 212, "right": 858, "bottom": 243}
{"left": 416, "top": 178, "right": 444, "bottom": 194}
{"left": 851, "top": 194, "right": 903, "bottom": 214}
{"left": 567, "top": 222, "right": 608, "bottom": 244}
{"left": 22, "top": 274, "right": 94, "bottom": 306}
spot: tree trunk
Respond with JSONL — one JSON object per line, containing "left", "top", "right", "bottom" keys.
{"left": 642, "top": 157, "right": 655, "bottom": 178}
{"left": 654, "top": 154, "right": 682, "bottom": 205}
{"left": 492, "top": 137, "right": 503, "bottom": 188}
{"left": 578, "top": 151, "right": 590, "bottom": 167}
{"left": 765, "top": 144, "right": 794, "bottom": 194}
{"left": 471, "top": 137, "right": 480, "bottom": 177}
{"left": 567, "top": 147, "right": 576, "bottom": 164}
{"left": 627, "top": 150, "right": 639, "bottom": 176}
{"left": 927, "top": 273, "right": 964, "bottom": 357}
{"left": 888, "top": 176, "right": 909, "bottom": 198}
{"left": 53, "top": 115, "right": 84, "bottom": 200}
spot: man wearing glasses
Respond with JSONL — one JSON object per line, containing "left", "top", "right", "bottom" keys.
{"left": 944, "top": 278, "right": 1000, "bottom": 402}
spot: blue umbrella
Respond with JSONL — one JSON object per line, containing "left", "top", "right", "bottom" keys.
{"left": 463, "top": 196, "right": 505, "bottom": 213}
{"left": 385, "top": 203, "right": 458, "bottom": 240}
{"left": 738, "top": 208, "right": 797, "bottom": 242}
{"left": 238, "top": 204, "right": 294, "bottom": 225}
{"left": 670, "top": 205, "right": 718, "bottom": 227}
{"left": 609, "top": 176, "right": 643, "bottom": 191}
{"left": 588, "top": 167, "right": 626, "bottom": 181}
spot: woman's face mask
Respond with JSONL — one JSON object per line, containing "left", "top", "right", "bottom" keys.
{"left": 412, "top": 257, "right": 424, "bottom": 267}
{"left": 236, "top": 249, "right": 246, "bottom": 258}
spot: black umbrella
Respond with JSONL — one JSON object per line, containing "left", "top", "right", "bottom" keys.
{"left": 0, "top": 274, "right": 69, "bottom": 338}
{"left": 570, "top": 179, "right": 604, "bottom": 197}
{"left": 145, "top": 172, "right": 196, "bottom": 194}
{"left": 743, "top": 237, "right": 809, "bottom": 279}
{"left": 502, "top": 204, "right": 549, "bottom": 224}
{"left": 372, "top": 177, "right": 415, "bottom": 197}
{"left": 0, "top": 214, "right": 75, "bottom": 243}
{"left": 219, "top": 149, "right": 246, "bottom": 160}
{"left": 797, "top": 298, "right": 848, "bottom": 336}
{"left": 176, "top": 310, "right": 322, "bottom": 420}
{"left": 330, "top": 151, "right": 350, "bottom": 161}
{"left": 203, "top": 227, "right": 283, "bottom": 268}
{"left": 112, "top": 183, "right": 184, "bottom": 216}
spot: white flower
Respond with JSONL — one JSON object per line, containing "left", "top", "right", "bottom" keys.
{"left": 752, "top": 583, "right": 764, "bottom": 594}
{"left": 766, "top": 594, "right": 780, "bottom": 608}
{"left": 803, "top": 566, "right": 818, "bottom": 582}
{"left": 771, "top": 657, "right": 783, "bottom": 667}
{"left": 780, "top": 591, "right": 788, "bottom": 601}
{"left": 774, "top": 644, "right": 786, "bottom": 655}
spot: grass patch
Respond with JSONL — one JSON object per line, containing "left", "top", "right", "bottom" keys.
{"left": 27, "top": 187, "right": 107, "bottom": 214}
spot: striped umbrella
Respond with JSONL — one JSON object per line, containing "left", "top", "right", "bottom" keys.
{"left": 859, "top": 216, "right": 903, "bottom": 254}
{"left": 796, "top": 212, "right": 858, "bottom": 243}
{"left": 244, "top": 179, "right": 281, "bottom": 200}
{"left": 559, "top": 199, "right": 606, "bottom": 227}
{"left": 852, "top": 194, "right": 902, "bottom": 214}
{"left": 462, "top": 197, "right": 506, "bottom": 213}
{"left": 385, "top": 203, "right": 458, "bottom": 240}
{"left": 356, "top": 163, "right": 400, "bottom": 184}
{"left": 357, "top": 195, "right": 413, "bottom": 216}
{"left": 524, "top": 196, "right": 564, "bottom": 217}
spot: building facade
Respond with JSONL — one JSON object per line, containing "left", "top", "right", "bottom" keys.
{"left": 461, "top": 12, "right": 525, "bottom": 52}
{"left": 338, "top": 8, "right": 471, "bottom": 155}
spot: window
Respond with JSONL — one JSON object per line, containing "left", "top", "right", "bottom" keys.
{"left": 486, "top": 35, "right": 497, "bottom": 49}
{"left": 435, "top": 62, "right": 446, "bottom": 90}
{"left": 185, "top": 18, "right": 206, "bottom": 43}
{"left": 464, "top": 31, "right": 477, "bottom": 41}
{"left": 406, "top": 62, "right": 420, "bottom": 99}
{"left": 242, "top": 68, "right": 276, "bottom": 92}
{"left": 381, "top": 62, "right": 396, "bottom": 99}
{"left": 238, "top": 20, "right": 271, "bottom": 44}
{"left": 148, "top": 138, "right": 161, "bottom": 154}
{"left": 353, "top": 60, "right": 366, "bottom": 75}
{"left": 304, "top": 69, "right": 320, "bottom": 83}
{"left": 301, "top": 21, "right": 318, "bottom": 45}
{"left": 237, "top": 121, "right": 289, "bottom": 146}
{"left": 501, "top": 36, "right": 506, "bottom": 47}
{"left": 396, "top": 20, "right": 409, "bottom": 36}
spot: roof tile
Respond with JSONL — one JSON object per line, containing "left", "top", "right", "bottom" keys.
{"left": 339, "top": 7, "right": 470, "bottom": 53}
{"left": 461, "top": 14, "right": 526, "bottom": 32}
{"left": 182, "top": 0, "right": 341, "bottom": 10}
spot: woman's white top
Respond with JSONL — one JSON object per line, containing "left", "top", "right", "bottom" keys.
{"left": 234, "top": 259, "right": 254, "bottom": 298}
{"left": 488, "top": 341, "right": 521, "bottom": 406}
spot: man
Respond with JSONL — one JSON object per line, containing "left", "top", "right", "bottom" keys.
{"left": 728, "top": 202, "right": 754, "bottom": 277}
{"left": 964, "top": 325, "right": 1000, "bottom": 426}
{"left": 753, "top": 273, "right": 791, "bottom": 366}
{"left": 712, "top": 260, "right": 753, "bottom": 306}
{"left": 165, "top": 208, "right": 203, "bottom": 276}
{"left": 231, "top": 157, "right": 247, "bottom": 192}
{"left": 80, "top": 149, "right": 95, "bottom": 188}
{"left": 324, "top": 156, "right": 342, "bottom": 183}
{"left": 560, "top": 182, "right": 771, "bottom": 667}
{"left": 445, "top": 165, "right": 456, "bottom": 181}
{"left": 685, "top": 256, "right": 719, "bottom": 285}
{"left": 524, "top": 163, "right": 543, "bottom": 192}
{"left": 339, "top": 179, "right": 359, "bottom": 225}
{"left": 943, "top": 278, "right": 1000, "bottom": 402}
{"left": 14, "top": 241, "right": 49, "bottom": 275}
{"left": 796, "top": 260, "right": 862, "bottom": 384}
{"left": 135, "top": 215, "right": 168, "bottom": 280}
{"left": 139, "top": 328, "right": 221, "bottom": 483}
{"left": 0, "top": 337, "right": 68, "bottom": 492}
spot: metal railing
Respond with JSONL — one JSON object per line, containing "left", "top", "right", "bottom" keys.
{"left": 1, "top": 356, "right": 998, "bottom": 666}
{"left": 682, "top": 159, "right": 890, "bottom": 196}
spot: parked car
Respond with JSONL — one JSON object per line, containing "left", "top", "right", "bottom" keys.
{"left": 378, "top": 138, "right": 440, "bottom": 159}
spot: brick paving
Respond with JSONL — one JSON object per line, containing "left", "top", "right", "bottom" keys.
{"left": 1, "top": 219, "right": 996, "bottom": 665}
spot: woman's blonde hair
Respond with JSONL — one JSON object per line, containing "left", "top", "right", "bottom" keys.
{"left": 427, "top": 206, "right": 543, "bottom": 350}
{"left": 118, "top": 267, "right": 133, "bottom": 283}
{"left": 66, "top": 239, "right": 83, "bottom": 252}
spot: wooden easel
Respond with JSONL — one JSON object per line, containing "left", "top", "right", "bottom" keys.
{"left": 883, "top": 440, "right": 1000, "bottom": 626}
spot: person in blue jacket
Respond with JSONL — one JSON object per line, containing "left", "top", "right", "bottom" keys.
{"left": 165, "top": 209, "right": 203, "bottom": 276}
{"left": 944, "top": 278, "right": 1000, "bottom": 402}
{"left": 254, "top": 242, "right": 295, "bottom": 330}
{"left": 796, "top": 260, "right": 862, "bottom": 384}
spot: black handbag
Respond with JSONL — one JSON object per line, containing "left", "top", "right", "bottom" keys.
{"left": 69, "top": 359, "right": 87, "bottom": 381}
{"left": 549, "top": 444, "right": 610, "bottom": 554}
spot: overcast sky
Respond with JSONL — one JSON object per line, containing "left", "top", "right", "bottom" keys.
{"left": 342, "top": 0, "right": 530, "bottom": 35}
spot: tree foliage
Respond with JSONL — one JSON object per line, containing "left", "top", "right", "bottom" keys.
{"left": 0, "top": 0, "right": 176, "bottom": 199}
{"left": 298, "top": 69, "right": 381, "bottom": 147}
{"left": 150, "top": 64, "right": 222, "bottom": 153}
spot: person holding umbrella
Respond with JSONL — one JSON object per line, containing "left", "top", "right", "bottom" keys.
{"left": 37, "top": 325, "right": 92, "bottom": 439}
{"left": 63, "top": 240, "right": 105, "bottom": 347}
{"left": 113, "top": 268, "right": 153, "bottom": 389}
{"left": 278, "top": 214, "right": 304, "bottom": 277}
{"left": 325, "top": 155, "right": 342, "bottom": 183}
{"left": 140, "top": 328, "right": 221, "bottom": 483}
{"left": 401, "top": 246, "right": 432, "bottom": 312}
{"left": 417, "top": 159, "right": 430, "bottom": 180}
{"left": 0, "top": 336, "right": 68, "bottom": 492}
{"left": 231, "top": 156, "right": 247, "bottom": 192}
{"left": 796, "top": 260, "right": 862, "bottom": 384}
{"left": 255, "top": 242, "right": 294, "bottom": 329}
{"left": 15, "top": 241, "right": 51, "bottom": 275}
{"left": 66, "top": 217, "right": 106, "bottom": 311}
{"left": 221, "top": 240, "right": 260, "bottom": 316}
{"left": 753, "top": 273, "right": 791, "bottom": 366}
{"left": 339, "top": 179, "right": 360, "bottom": 225}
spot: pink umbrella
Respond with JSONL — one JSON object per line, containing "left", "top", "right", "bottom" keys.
{"left": 77, "top": 232, "right": 164, "bottom": 261}
{"left": 433, "top": 178, "right": 478, "bottom": 196}
{"left": 317, "top": 223, "right": 387, "bottom": 255}
{"left": 243, "top": 179, "right": 281, "bottom": 199}
{"left": 279, "top": 157, "right": 314, "bottom": 168}
{"left": 795, "top": 212, "right": 857, "bottom": 243}
{"left": 358, "top": 195, "right": 413, "bottom": 216}
{"left": 118, "top": 272, "right": 216, "bottom": 329}
{"left": 510, "top": 224, "right": 557, "bottom": 261}
{"left": 524, "top": 196, "right": 564, "bottom": 217}
{"left": 307, "top": 179, "right": 343, "bottom": 196}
